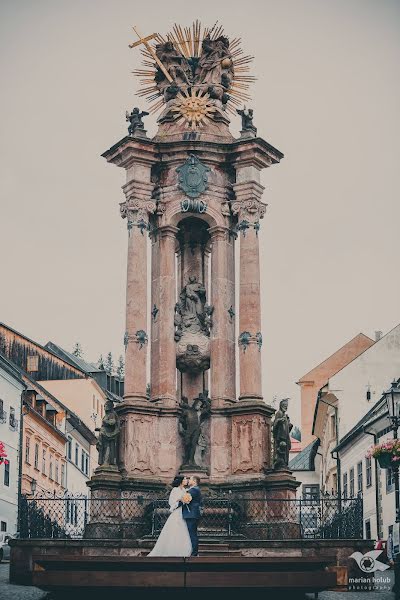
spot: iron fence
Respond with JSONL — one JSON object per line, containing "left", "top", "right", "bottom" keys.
{"left": 19, "top": 493, "right": 363, "bottom": 541}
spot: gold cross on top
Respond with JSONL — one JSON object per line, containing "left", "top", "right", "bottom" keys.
{"left": 129, "top": 25, "right": 173, "bottom": 83}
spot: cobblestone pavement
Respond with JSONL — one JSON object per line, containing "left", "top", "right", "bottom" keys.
{"left": 0, "top": 562, "right": 48, "bottom": 600}
{"left": 0, "top": 561, "right": 397, "bottom": 599}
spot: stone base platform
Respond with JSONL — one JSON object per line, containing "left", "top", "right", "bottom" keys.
{"left": 10, "top": 537, "right": 373, "bottom": 592}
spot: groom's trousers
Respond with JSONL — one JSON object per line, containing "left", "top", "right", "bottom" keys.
{"left": 186, "top": 518, "right": 199, "bottom": 556}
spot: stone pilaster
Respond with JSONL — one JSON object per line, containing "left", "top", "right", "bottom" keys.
{"left": 150, "top": 225, "right": 179, "bottom": 406}
{"left": 233, "top": 181, "right": 266, "bottom": 402}
{"left": 121, "top": 190, "right": 156, "bottom": 402}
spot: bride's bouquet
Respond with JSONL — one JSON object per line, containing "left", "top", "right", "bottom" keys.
{"left": 182, "top": 491, "right": 192, "bottom": 512}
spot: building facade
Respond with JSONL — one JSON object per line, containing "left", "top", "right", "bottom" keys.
{"left": 0, "top": 356, "right": 25, "bottom": 536}
{"left": 297, "top": 333, "right": 375, "bottom": 448}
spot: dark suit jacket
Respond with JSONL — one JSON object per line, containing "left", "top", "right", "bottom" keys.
{"left": 181, "top": 486, "right": 202, "bottom": 520}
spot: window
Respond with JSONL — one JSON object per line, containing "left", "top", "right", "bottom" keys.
{"left": 366, "top": 457, "right": 372, "bottom": 487}
{"left": 350, "top": 467, "right": 355, "bottom": 497}
{"left": 42, "top": 449, "right": 46, "bottom": 475}
{"left": 9, "top": 407, "right": 17, "bottom": 430}
{"left": 0, "top": 521, "right": 6, "bottom": 532}
{"left": 93, "top": 394, "right": 95, "bottom": 409}
{"left": 96, "top": 398, "right": 99, "bottom": 415}
{"left": 85, "top": 453, "right": 89, "bottom": 476}
{"left": 81, "top": 450, "right": 85, "bottom": 472}
{"left": 357, "top": 461, "right": 363, "bottom": 494}
{"left": 75, "top": 443, "right": 79, "bottom": 465}
{"left": 49, "top": 456, "right": 53, "bottom": 480}
{"left": 61, "top": 463, "right": 66, "bottom": 488}
{"left": 101, "top": 404, "right": 103, "bottom": 419}
{"left": 365, "top": 519, "right": 371, "bottom": 539}
{"left": 4, "top": 460, "right": 10, "bottom": 486}
{"left": 66, "top": 499, "right": 78, "bottom": 526}
{"left": 330, "top": 414, "right": 336, "bottom": 438}
{"left": 332, "top": 473, "right": 337, "bottom": 495}
{"left": 34, "top": 443, "right": 39, "bottom": 470}
{"left": 25, "top": 437, "right": 30, "bottom": 464}
{"left": 0, "top": 399, "right": 5, "bottom": 423}
{"left": 343, "top": 472, "right": 348, "bottom": 498}
{"left": 386, "top": 467, "right": 395, "bottom": 493}
{"left": 55, "top": 461, "right": 59, "bottom": 484}
{"left": 67, "top": 436, "right": 72, "bottom": 460}
{"left": 302, "top": 485, "right": 319, "bottom": 503}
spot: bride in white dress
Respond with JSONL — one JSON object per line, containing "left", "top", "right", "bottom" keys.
{"left": 148, "top": 476, "right": 193, "bottom": 557}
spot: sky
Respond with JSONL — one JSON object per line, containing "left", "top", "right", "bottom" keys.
{"left": 1, "top": 0, "right": 400, "bottom": 429}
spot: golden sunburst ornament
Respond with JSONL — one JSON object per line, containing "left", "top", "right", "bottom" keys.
{"left": 129, "top": 21, "right": 256, "bottom": 128}
{"left": 171, "top": 89, "right": 217, "bottom": 129}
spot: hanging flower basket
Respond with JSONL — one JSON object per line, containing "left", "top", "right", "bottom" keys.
{"left": 0, "top": 441, "right": 8, "bottom": 466}
{"left": 377, "top": 453, "right": 393, "bottom": 469}
{"left": 367, "top": 439, "right": 400, "bottom": 469}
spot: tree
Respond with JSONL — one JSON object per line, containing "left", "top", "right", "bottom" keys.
{"left": 72, "top": 342, "right": 83, "bottom": 358}
{"left": 104, "top": 352, "right": 114, "bottom": 375}
{"left": 116, "top": 355, "right": 125, "bottom": 379}
{"left": 97, "top": 355, "right": 105, "bottom": 370}
{"left": 291, "top": 426, "right": 301, "bottom": 441}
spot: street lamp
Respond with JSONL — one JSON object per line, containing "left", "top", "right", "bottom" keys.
{"left": 383, "top": 380, "right": 400, "bottom": 523}
{"left": 383, "top": 381, "right": 400, "bottom": 600}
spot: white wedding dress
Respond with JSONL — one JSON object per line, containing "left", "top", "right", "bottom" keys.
{"left": 148, "top": 487, "right": 192, "bottom": 557}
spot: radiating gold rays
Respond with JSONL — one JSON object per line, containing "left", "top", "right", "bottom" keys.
{"left": 171, "top": 88, "right": 217, "bottom": 130}
{"left": 130, "top": 21, "right": 256, "bottom": 120}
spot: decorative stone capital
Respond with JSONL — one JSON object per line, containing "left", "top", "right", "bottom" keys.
{"left": 209, "top": 225, "right": 230, "bottom": 243}
{"left": 124, "top": 330, "right": 148, "bottom": 349}
{"left": 238, "top": 331, "right": 263, "bottom": 352}
{"left": 120, "top": 197, "right": 156, "bottom": 233}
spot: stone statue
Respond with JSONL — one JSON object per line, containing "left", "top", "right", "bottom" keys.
{"left": 195, "top": 35, "right": 233, "bottom": 103}
{"left": 179, "top": 391, "right": 211, "bottom": 466}
{"left": 179, "top": 275, "right": 207, "bottom": 333}
{"left": 155, "top": 41, "right": 192, "bottom": 98}
{"left": 96, "top": 399, "right": 120, "bottom": 466}
{"left": 237, "top": 107, "right": 257, "bottom": 136}
{"left": 272, "top": 398, "right": 292, "bottom": 470}
{"left": 126, "top": 107, "right": 149, "bottom": 135}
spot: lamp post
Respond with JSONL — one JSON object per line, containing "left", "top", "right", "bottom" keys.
{"left": 383, "top": 380, "right": 400, "bottom": 599}
{"left": 383, "top": 380, "right": 400, "bottom": 523}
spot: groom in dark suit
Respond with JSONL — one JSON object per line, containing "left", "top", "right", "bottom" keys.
{"left": 180, "top": 475, "right": 202, "bottom": 556}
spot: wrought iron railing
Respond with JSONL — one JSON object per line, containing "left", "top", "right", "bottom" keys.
{"left": 19, "top": 493, "right": 363, "bottom": 541}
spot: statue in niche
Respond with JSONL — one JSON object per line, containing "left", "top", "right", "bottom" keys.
{"left": 179, "top": 392, "right": 211, "bottom": 466}
{"left": 126, "top": 107, "right": 149, "bottom": 135}
{"left": 272, "top": 398, "right": 293, "bottom": 470}
{"left": 96, "top": 400, "right": 120, "bottom": 466}
{"left": 179, "top": 275, "right": 208, "bottom": 333}
{"left": 236, "top": 106, "right": 257, "bottom": 135}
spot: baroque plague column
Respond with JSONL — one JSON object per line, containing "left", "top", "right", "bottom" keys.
{"left": 88, "top": 22, "right": 300, "bottom": 505}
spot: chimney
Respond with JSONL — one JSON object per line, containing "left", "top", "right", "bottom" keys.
{"left": 375, "top": 331, "right": 383, "bottom": 342}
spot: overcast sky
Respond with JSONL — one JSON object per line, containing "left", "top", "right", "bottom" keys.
{"left": 1, "top": 0, "right": 399, "bottom": 428}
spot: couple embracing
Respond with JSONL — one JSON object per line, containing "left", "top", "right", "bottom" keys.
{"left": 148, "top": 475, "right": 202, "bottom": 557}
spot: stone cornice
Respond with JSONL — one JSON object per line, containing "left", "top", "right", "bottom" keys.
{"left": 102, "top": 135, "right": 283, "bottom": 172}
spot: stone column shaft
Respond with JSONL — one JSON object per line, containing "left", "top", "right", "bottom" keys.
{"left": 121, "top": 186, "right": 156, "bottom": 402}
{"left": 151, "top": 226, "right": 178, "bottom": 404}
{"left": 210, "top": 226, "right": 236, "bottom": 405}
{"left": 233, "top": 181, "right": 266, "bottom": 401}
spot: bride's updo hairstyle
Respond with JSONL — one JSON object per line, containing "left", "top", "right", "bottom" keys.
{"left": 172, "top": 475, "right": 185, "bottom": 487}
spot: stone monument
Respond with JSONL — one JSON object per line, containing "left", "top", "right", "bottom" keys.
{"left": 88, "top": 21, "right": 299, "bottom": 514}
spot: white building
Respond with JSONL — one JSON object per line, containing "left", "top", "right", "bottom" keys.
{"left": 313, "top": 324, "right": 400, "bottom": 495}
{"left": 0, "top": 355, "right": 26, "bottom": 537}
{"left": 335, "top": 393, "right": 398, "bottom": 545}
